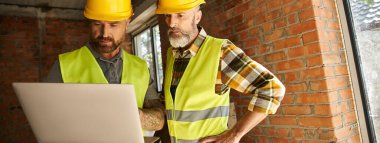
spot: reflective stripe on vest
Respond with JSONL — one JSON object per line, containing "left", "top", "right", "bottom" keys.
{"left": 164, "top": 36, "right": 230, "bottom": 142}
{"left": 170, "top": 136, "right": 199, "bottom": 143}
{"left": 166, "top": 106, "right": 229, "bottom": 121}
{"left": 59, "top": 46, "right": 149, "bottom": 108}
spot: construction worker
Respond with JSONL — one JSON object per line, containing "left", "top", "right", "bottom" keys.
{"left": 45, "top": 0, "right": 165, "bottom": 134}
{"left": 156, "top": 0, "right": 286, "bottom": 142}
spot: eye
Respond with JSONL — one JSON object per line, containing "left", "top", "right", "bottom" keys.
{"left": 93, "top": 22, "right": 101, "bottom": 25}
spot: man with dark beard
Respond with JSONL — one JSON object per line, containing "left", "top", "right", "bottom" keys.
{"left": 156, "top": 0, "right": 286, "bottom": 143}
{"left": 45, "top": 0, "right": 165, "bottom": 134}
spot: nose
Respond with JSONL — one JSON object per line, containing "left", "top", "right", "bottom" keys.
{"left": 100, "top": 24, "right": 111, "bottom": 37}
{"left": 166, "top": 15, "right": 178, "bottom": 28}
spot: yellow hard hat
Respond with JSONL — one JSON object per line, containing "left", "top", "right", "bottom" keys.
{"left": 84, "top": 0, "right": 133, "bottom": 21}
{"left": 156, "top": 0, "right": 205, "bottom": 14}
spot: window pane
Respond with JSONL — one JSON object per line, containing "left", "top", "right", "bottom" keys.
{"left": 349, "top": 0, "right": 380, "bottom": 140}
{"left": 153, "top": 25, "right": 164, "bottom": 92}
{"left": 134, "top": 29, "right": 156, "bottom": 84}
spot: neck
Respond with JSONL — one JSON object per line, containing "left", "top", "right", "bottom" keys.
{"left": 100, "top": 47, "right": 121, "bottom": 59}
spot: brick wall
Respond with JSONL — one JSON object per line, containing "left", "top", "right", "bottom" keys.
{"left": 0, "top": 13, "right": 133, "bottom": 142}
{"left": 0, "top": 15, "right": 90, "bottom": 142}
{"left": 197, "top": 0, "right": 359, "bottom": 142}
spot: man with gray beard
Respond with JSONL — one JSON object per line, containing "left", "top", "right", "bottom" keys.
{"left": 156, "top": 0, "right": 286, "bottom": 143}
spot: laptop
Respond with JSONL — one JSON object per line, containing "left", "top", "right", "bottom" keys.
{"left": 12, "top": 83, "right": 145, "bottom": 143}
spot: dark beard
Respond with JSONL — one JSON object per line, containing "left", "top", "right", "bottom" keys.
{"left": 90, "top": 36, "right": 122, "bottom": 53}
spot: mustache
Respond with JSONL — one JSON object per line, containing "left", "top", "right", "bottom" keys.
{"left": 168, "top": 28, "right": 182, "bottom": 33}
{"left": 96, "top": 36, "right": 114, "bottom": 42}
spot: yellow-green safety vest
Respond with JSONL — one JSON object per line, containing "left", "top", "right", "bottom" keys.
{"left": 59, "top": 46, "right": 149, "bottom": 108}
{"left": 164, "top": 36, "right": 230, "bottom": 142}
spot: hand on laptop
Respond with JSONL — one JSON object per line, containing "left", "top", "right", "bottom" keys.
{"left": 138, "top": 99, "right": 165, "bottom": 131}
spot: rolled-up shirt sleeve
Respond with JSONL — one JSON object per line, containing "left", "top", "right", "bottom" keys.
{"left": 221, "top": 41, "right": 286, "bottom": 114}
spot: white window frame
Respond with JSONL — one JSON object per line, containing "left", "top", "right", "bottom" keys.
{"left": 336, "top": 0, "right": 376, "bottom": 142}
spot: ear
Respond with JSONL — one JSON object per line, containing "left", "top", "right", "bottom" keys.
{"left": 194, "top": 10, "right": 202, "bottom": 25}
{"left": 125, "top": 18, "right": 131, "bottom": 31}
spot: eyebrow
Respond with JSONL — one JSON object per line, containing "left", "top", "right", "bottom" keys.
{"left": 109, "top": 21, "right": 120, "bottom": 24}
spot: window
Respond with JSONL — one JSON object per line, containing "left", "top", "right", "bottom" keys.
{"left": 133, "top": 25, "right": 164, "bottom": 92}
{"left": 338, "top": 0, "right": 379, "bottom": 142}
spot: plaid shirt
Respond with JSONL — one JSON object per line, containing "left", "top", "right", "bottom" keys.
{"left": 171, "top": 28, "right": 285, "bottom": 114}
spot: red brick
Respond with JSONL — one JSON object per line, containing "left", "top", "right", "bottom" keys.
{"left": 224, "top": 0, "right": 243, "bottom": 10}
{"left": 238, "top": 31, "right": 248, "bottom": 40}
{"left": 265, "top": 9, "right": 282, "bottom": 21}
{"left": 244, "top": 37, "right": 260, "bottom": 47}
{"left": 266, "top": 0, "right": 283, "bottom": 10}
{"left": 346, "top": 133, "right": 361, "bottom": 143}
{"left": 275, "top": 59, "right": 304, "bottom": 71}
{"left": 270, "top": 116, "right": 297, "bottom": 125}
{"left": 287, "top": 13, "right": 299, "bottom": 25}
{"left": 310, "top": 77, "right": 348, "bottom": 91}
{"left": 302, "top": 30, "right": 319, "bottom": 44}
{"left": 307, "top": 54, "right": 341, "bottom": 67}
{"left": 299, "top": 7, "right": 315, "bottom": 21}
{"left": 344, "top": 111, "right": 357, "bottom": 125}
{"left": 273, "top": 138, "right": 292, "bottom": 143}
{"left": 277, "top": 128, "right": 290, "bottom": 137}
{"left": 285, "top": 82, "right": 307, "bottom": 93}
{"left": 283, "top": 105, "right": 312, "bottom": 115}
{"left": 266, "top": 51, "right": 286, "bottom": 62}
{"left": 274, "top": 36, "right": 301, "bottom": 50}
{"left": 334, "top": 65, "right": 348, "bottom": 76}
{"left": 315, "top": 104, "right": 341, "bottom": 115}
{"left": 262, "top": 22, "right": 274, "bottom": 33}
{"left": 281, "top": 94, "right": 294, "bottom": 104}
{"left": 288, "top": 46, "right": 306, "bottom": 58}
{"left": 304, "top": 42, "right": 330, "bottom": 54}
{"left": 307, "top": 55, "right": 323, "bottom": 67}
{"left": 301, "top": 67, "right": 335, "bottom": 79}
{"left": 258, "top": 46, "right": 271, "bottom": 54}
{"left": 225, "top": 14, "right": 244, "bottom": 27}
{"left": 327, "top": 20, "right": 340, "bottom": 30}
{"left": 285, "top": 72, "right": 299, "bottom": 82}
{"left": 283, "top": 1, "right": 307, "bottom": 15}
{"left": 265, "top": 29, "right": 285, "bottom": 42}
{"left": 257, "top": 137, "right": 269, "bottom": 143}
{"left": 299, "top": 116, "right": 342, "bottom": 127}
{"left": 288, "top": 20, "right": 317, "bottom": 35}
{"left": 275, "top": 19, "right": 287, "bottom": 29}
{"left": 291, "top": 128, "right": 304, "bottom": 138}
{"left": 339, "top": 88, "right": 353, "bottom": 100}
{"left": 266, "top": 128, "right": 276, "bottom": 136}
{"left": 234, "top": 2, "right": 250, "bottom": 14}
{"left": 245, "top": 3, "right": 266, "bottom": 18}
{"left": 296, "top": 91, "right": 339, "bottom": 104}
{"left": 319, "top": 129, "right": 335, "bottom": 140}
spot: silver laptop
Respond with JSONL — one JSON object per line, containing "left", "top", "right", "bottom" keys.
{"left": 12, "top": 83, "right": 144, "bottom": 143}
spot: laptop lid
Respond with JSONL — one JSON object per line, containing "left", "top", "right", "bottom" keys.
{"left": 12, "top": 82, "right": 144, "bottom": 143}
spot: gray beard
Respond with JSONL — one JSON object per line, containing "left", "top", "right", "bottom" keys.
{"left": 168, "top": 34, "right": 191, "bottom": 48}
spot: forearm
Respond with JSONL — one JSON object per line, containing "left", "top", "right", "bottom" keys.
{"left": 139, "top": 107, "right": 165, "bottom": 131}
{"left": 198, "top": 111, "right": 267, "bottom": 143}
{"left": 230, "top": 111, "right": 267, "bottom": 139}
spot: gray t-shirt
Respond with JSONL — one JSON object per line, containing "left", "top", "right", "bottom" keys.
{"left": 45, "top": 44, "right": 159, "bottom": 100}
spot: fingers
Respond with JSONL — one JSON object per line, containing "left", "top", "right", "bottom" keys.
{"left": 198, "top": 136, "right": 218, "bottom": 143}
